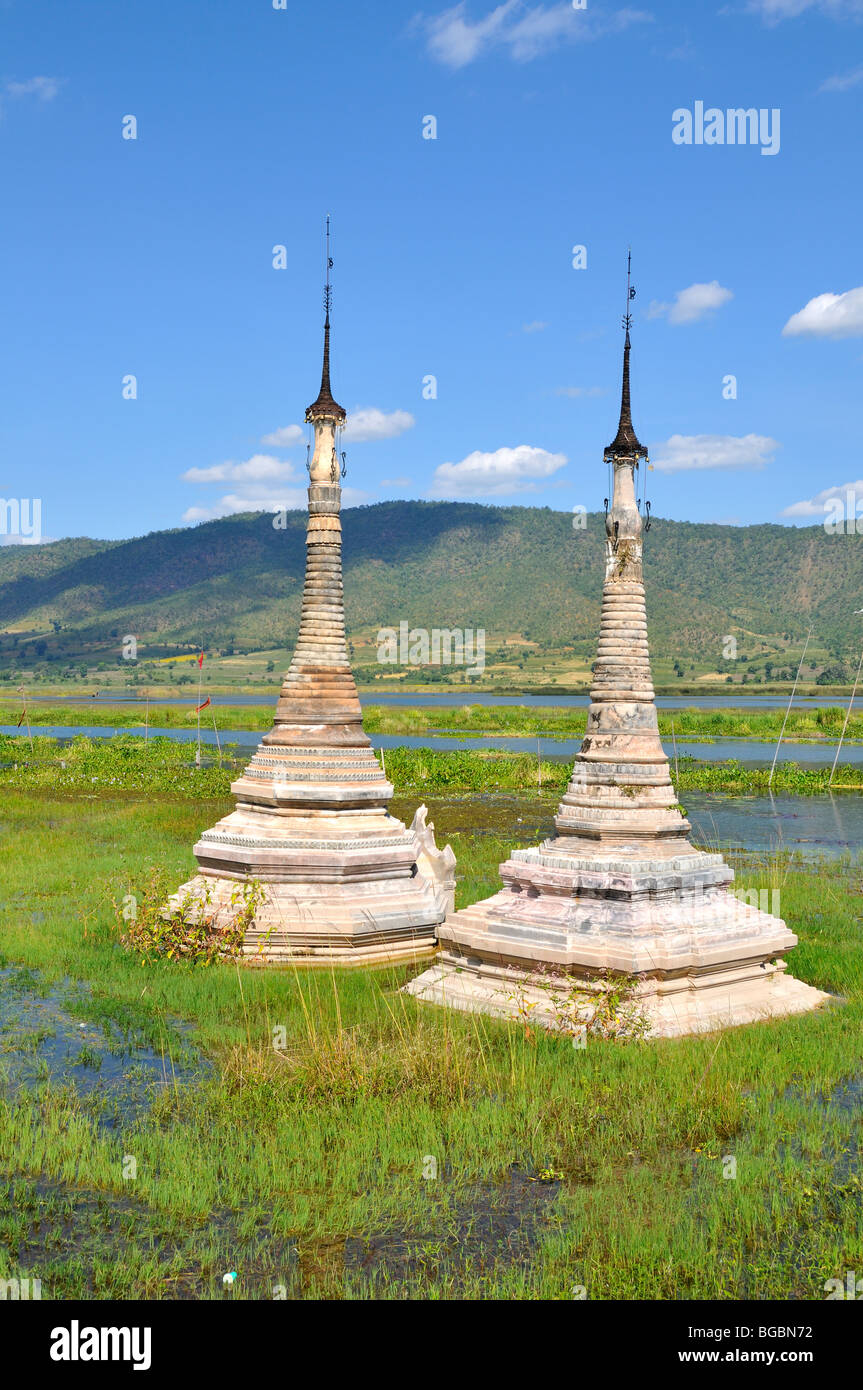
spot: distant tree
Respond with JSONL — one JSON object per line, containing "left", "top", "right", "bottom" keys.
{"left": 817, "top": 664, "right": 850, "bottom": 685}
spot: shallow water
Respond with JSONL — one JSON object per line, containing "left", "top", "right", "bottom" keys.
{"left": 0, "top": 965, "right": 209, "bottom": 1131}
{"left": 400, "top": 792, "right": 863, "bottom": 862}
{"left": 683, "top": 791, "right": 863, "bottom": 858}
{"left": 2, "top": 1164, "right": 560, "bottom": 1299}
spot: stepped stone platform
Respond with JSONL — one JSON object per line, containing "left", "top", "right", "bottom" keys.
{"left": 406, "top": 304, "right": 830, "bottom": 1038}
{"left": 165, "top": 294, "right": 453, "bottom": 964}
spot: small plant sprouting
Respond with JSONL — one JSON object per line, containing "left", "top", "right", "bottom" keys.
{"left": 113, "top": 868, "right": 265, "bottom": 966}
{"left": 508, "top": 968, "right": 651, "bottom": 1044}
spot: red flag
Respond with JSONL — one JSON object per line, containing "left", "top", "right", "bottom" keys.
{"left": 196, "top": 696, "right": 211, "bottom": 713}
{"left": 197, "top": 650, "right": 204, "bottom": 668}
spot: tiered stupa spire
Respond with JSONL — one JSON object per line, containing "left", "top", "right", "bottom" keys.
{"left": 604, "top": 250, "right": 647, "bottom": 464}
{"left": 167, "top": 225, "right": 453, "bottom": 963}
{"left": 407, "top": 256, "right": 828, "bottom": 1037}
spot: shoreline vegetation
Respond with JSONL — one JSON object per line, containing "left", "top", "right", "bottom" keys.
{"left": 1, "top": 733, "right": 861, "bottom": 797}
{"left": 3, "top": 702, "right": 863, "bottom": 745}
{"left": 7, "top": 681, "right": 862, "bottom": 700}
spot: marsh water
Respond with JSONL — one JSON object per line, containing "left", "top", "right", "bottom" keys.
{"left": 401, "top": 793, "right": 863, "bottom": 862}
{"left": 0, "top": 965, "right": 209, "bottom": 1132}
{"left": 4, "top": 724, "right": 862, "bottom": 767}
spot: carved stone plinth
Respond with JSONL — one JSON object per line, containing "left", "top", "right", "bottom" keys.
{"left": 406, "top": 846, "right": 829, "bottom": 1037}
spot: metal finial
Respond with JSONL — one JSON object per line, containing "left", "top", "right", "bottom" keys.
{"left": 622, "top": 247, "right": 636, "bottom": 335}
{"left": 324, "top": 214, "right": 333, "bottom": 317}
{"left": 605, "top": 248, "right": 647, "bottom": 463}
{"left": 306, "top": 217, "right": 346, "bottom": 424}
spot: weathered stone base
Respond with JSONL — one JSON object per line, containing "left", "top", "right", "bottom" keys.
{"left": 405, "top": 952, "right": 831, "bottom": 1039}
{"left": 167, "top": 871, "right": 441, "bottom": 965}
{"left": 405, "top": 843, "right": 832, "bottom": 1039}
{"left": 165, "top": 805, "right": 453, "bottom": 967}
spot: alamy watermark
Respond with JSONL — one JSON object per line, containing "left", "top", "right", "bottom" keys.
{"left": 0, "top": 497, "right": 42, "bottom": 542}
{"left": 823, "top": 488, "right": 863, "bottom": 534}
{"left": 0, "top": 1276, "right": 41, "bottom": 1299}
{"left": 825, "top": 1270, "right": 863, "bottom": 1299}
{"left": 377, "top": 621, "right": 485, "bottom": 677}
{"left": 672, "top": 102, "right": 780, "bottom": 157}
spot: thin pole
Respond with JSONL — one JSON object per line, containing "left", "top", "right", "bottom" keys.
{"left": 671, "top": 717, "right": 679, "bottom": 785}
{"left": 144, "top": 690, "right": 150, "bottom": 746}
{"left": 18, "top": 685, "right": 33, "bottom": 751}
{"left": 212, "top": 710, "right": 222, "bottom": 767}
{"left": 829, "top": 644, "right": 863, "bottom": 787}
{"left": 769, "top": 627, "right": 812, "bottom": 789}
{"left": 195, "top": 645, "right": 203, "bottom": 767}
{"left": 537, "top": 737, "right": 542, "bottom": 795}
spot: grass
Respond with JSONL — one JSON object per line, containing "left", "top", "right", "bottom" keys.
{"left": 2, "top": 733, "right": 863, "bottom": 799}
{"left": 0, "top": 785, "right": 862, "bottom": 1298}
{"left": 0, "top": 702, "right": 274, "bottom": 732}
{"left": 5, "top": 701, "right": 863, "bottom": 745}
{"left": 363, "top": 703, "right": 863, "bottom": 745}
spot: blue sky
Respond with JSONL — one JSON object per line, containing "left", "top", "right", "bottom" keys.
{"left": 1, "top": 0, "right": 862, "bottom": 542}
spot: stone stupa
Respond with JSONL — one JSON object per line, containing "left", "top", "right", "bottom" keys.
{"left": 167, "top": 231, "right": 454, "bottom": 964}
{"left": 407, "top": 261, "right": 829, "bottom": 1037}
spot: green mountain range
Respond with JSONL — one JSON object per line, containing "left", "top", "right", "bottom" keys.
{"left": 0, "top": 502, "right": 860, "bottom": 679}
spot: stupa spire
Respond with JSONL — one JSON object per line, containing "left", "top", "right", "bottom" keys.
{"left": 165, "top": 228, "right": 453, "bottom": 964}
{"left": 407, "top": 263, "right": 828, "bottom": 1038}
{"left": 604, "top": 250, "right": 647, "bottom": 464}
{"left": 306, "top": 216, "right": 346, "bottom": 425}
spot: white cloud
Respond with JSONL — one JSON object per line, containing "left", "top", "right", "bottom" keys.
{"left": 747, "top": 0, "right": 863, "bottom": 21}
{"left": 819, "top": 64, "right": 863, "bottom": 90}
{"left": 651, "top": 433, "right": 779, "bottom": 473}
{"left": 342, "top": 408, "right": 415, "bottom": 443}
{"left": 260, "top": 424, "right": 304, "bottom": 447}
{"left": 648, "top": 281, "right": 734, "bottom": 325}
{"left": 424, "top": 0, "right": 519, "bottom": 66}
{"left": 781, "top": 480, "right": 863, "bottom": 518}
{"left": 183, "top": 491, "right": 308, "bottom": 522}
{"left": 183, "top": 485, "right": 372, "bottom": 524}
{"left": 522, "top": 320, "right": 548, "bottom": 333}
{"left": 421, "top": 2, "right": 650, "bottom": 68}
{"left": 556, "top": 385, "right": 606, "bottom": 398}
{"left": 4, "top": 76, "right": 62, "bottom": 101}
{"left": 428, "top": 444, "right": 567, "bottom": 496}
{"left": 782, "top": 287, "right": 863, "bottom": 339}
{"left": 182, "top": 454, "right": 299, "bottom": 485}
{"left": 381, "top": 476, "right": 413, "bottom": 487}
